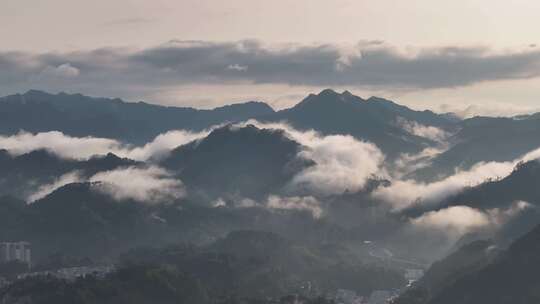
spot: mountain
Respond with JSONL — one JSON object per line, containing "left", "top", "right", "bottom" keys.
{"left": 0, "top": 177, "right": 357, "bottom": 261}
{"left": 403, "top": 160, "right": 540, "bottom": 244}
{"left": 0, "top": 90, "right": 274, "bottom": 144}
{"left": 19, "top": 183, "right": 162, "bottom": 258}
{"left": 417, "top": 224, "right": 540, "bottom": 304}
{"left": 161, "top": 124, "right": 313, "bottom": 200}
{"left": 266, "top": 89, "right": 457, "bottom": 158}
{"left": 394, "top": 240, "right": 498, "bottom": 304}
{"left": 444, "top": 160, "right": 540, "bottom": 210}
{"left": 404, "top": 159, "right": 540, "bottom": 218}
{"left": 412, "top": 115, "right": 540, "bottom": 181}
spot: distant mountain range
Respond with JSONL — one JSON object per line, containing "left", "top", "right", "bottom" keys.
{"left": 0, "top": 89, "right": 456, "bottom": 158}
{"left": 0, "top": 90, "right": 274, "bottom": 144}
{"left": 3, "top": 89, "right": 540, "bottom": 179}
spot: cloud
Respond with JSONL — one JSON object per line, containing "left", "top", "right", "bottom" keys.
{"left": 27, "top": 171, "right": 83, "bottom": 202}
{"left": 374, "top": 146, "right": 540, "bottom": 211}
{"left": 411, "top": 201, "right": 534, "bottom": 238}
{"left": 3, "top": 41, "right": 540, "bottom": 101}
{"left": 411, "top": 206, "right": 491, "bottom": 236}
{"left": 239, "top": 120, "right": 386, "bottom": 195}
{"left": 41, "top": 63, "right": 80, "bottom": 78}
{"left": 0, "top": 131, "right": 122, "bottom": 160}
{"left": 393, "top": 146, "right": 447, "bottom": 177}
{"left": 215, "top": 195, "right": 323, "bottom": 218}
{"left": 227, "top": 64, "right": 248, "bottom": 72}
{"left": 89, "top": 166, "right": 185, "bottom": 203}
{"left": 266, "top": 195, "right": 323, "bottom": 218}
{"left": 25, "top": 166, "right": 185, "bottom": 204}
{"left": 290, "top": 134, "right": 384, "bottom": 195}
{"left": 438, "top": 102, "right": 540, "bottom": 119}
{"left": 487, "top": 200, "right": 534, "bottom": 226}
{"left": 122, "top": 129, "right": 209, "bottom": 161}
{"left": 0, "top": 129, "right": 208, "bottom": 161}
{"left": 397, "top": 117, "right": 450, "bottom": 143}
{"left": 373, "top": 161, "right": 516, "bottom": 210}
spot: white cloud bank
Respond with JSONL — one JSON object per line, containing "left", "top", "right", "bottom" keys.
{"left": 0, "top": 129, "right": 208, "bottom": 161}
{"left": 27, "top": 171, "right": 83, "bottom": 202}
{"left": 411, "top": 201, "right": 533, "bottom": 238}
{"left": 397, "top": 117, "right": 450, "bottom": 143}
{"left": 89, "top": 166, "right": 185, "bottom": 203}
{"left": 266, "top": 195, "right": 323, "bottom": 218}
{"left": 214, "top": 195, "right": 323, "bottom": 218}
{"left": 0, "top": 131, "right": 121, "bottom": 160}
{"left": 240, "top": 120, "right": 386, "bottom": 195}
{"left": 374, "top": 146, "right": 540, "bottom": 210}
{"left": 27, "top": 166, "right": 185, "bottom": 204}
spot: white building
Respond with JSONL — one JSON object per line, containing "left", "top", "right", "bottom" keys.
{"left": 0, "top": 242, "right": 31, "bottom": 266}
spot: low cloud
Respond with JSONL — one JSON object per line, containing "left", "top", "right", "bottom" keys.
{"left": 411, "top": 205, "right": 491, "bottom": 236}
{"left": 26, "top": 166, "right": 185, "bottom": 204}
{"left": 214, "top": 195, "right": 323, "bottom": 218}
{"left": 0, "top": 129, "right": 208, "bottom": 161}
{"left": 122, "top": 129, "right": 209, "bottom": 161}
{"left": 438, "top": 103, "right": 540, "bottom": 119}
{"left": 374, "top": 146, "right": 540, "bottom": 210}
{"left": 487, "top": 200, "right": 534, "bottom": 226}
{"left": 239, "top": 121, "right": 386, "bottom": 195}
{"left": 266, "top": 195, "right": 323, "bottom": 218}
{"left": 27, "top": 171, "right": 83, "bottom": 202}
{"left": 397, "top": 117, "right": 450, "bottom": 143}
{"left": 374, "top": 161, "right": 515, "bottom": 210}
{"left": 0, "top": 131, "right": 122, "bottom": 160}
{"left": 393, "top": 146, "right": 447, "bottom": 177}
{"left": 411, "top": 201, "right": 534, "bottom": 239}
{"left": 89, "top": 166, "right": 185, "bottom": 203}
{"left": 290, "top": 134, "right": 384, "bottom": 195}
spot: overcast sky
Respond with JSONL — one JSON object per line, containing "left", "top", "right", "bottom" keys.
{"left": 2, "top": 0, "right": 540, "bottom": 116}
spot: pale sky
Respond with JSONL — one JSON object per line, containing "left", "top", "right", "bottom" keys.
{"left": 2, "top": 0, "right": 540, "bottom": 115}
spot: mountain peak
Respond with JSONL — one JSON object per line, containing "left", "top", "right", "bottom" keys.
{"left": 318, "top": 88, "right": 341, "bottom": 97}
{"left": 292, "top": 89, "right": 365, "bottom": 110}
{"left": 211, "top": 100, "right": 275, "bottom": 115}
{"left": 23, "top": 89, "right": 50, "bottom": 96}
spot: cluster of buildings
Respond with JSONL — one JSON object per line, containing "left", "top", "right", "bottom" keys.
{"left": 1, "top": 241, "right": 115, "bottom": 289}
{"left": 17, "top": 265, "right": 115, "bottom": 282}
{"left": 0, "top": 242, "right": 31, "bottom": 267}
